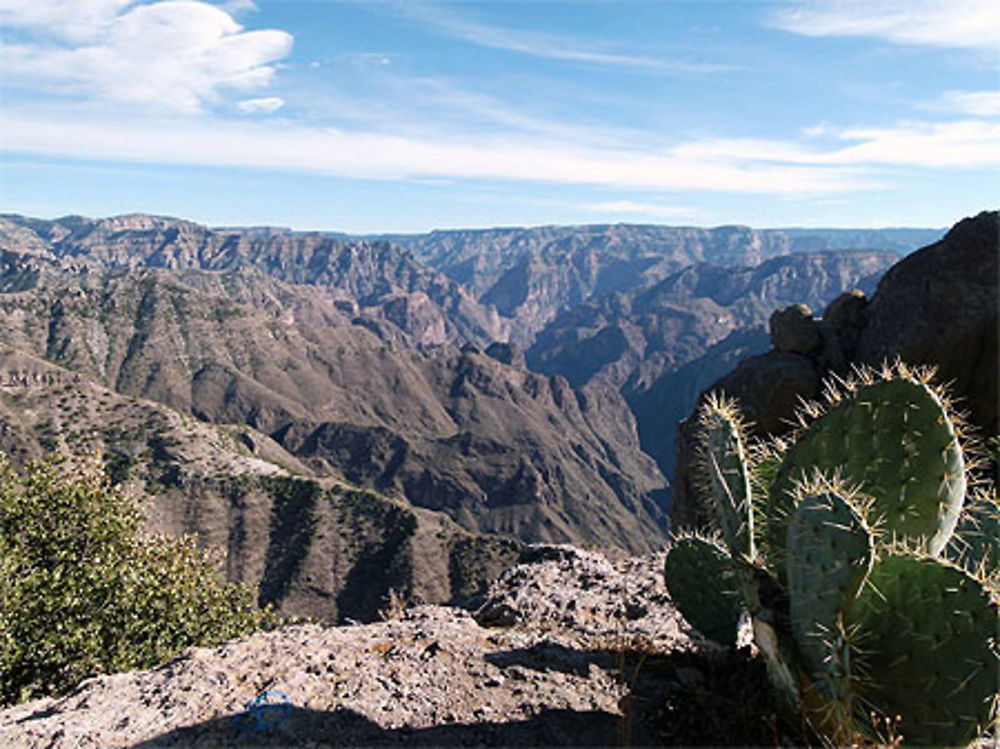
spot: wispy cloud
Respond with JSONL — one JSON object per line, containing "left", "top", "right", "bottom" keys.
{"left": 675, "top": 120, "right": 1000, "bottom": 168}
{"left": 582, "top": 201, "right": 702, "bottom": 219}
{"left": 0, "top": 0, "right": 292, "bottom": 113}
{"left": 237, "top": 96, "right": 284, "bottom": 114}
{"left": 934, "top": 90, "right": 1000, "bottom": 117}
{"left": 0, "top": 108, "right": 872, "bottom": 195}
{"left": 363, "top": 74, "right": 648, "bottom": 146}
{"left": 771, "top": 0, "right": 1000, "bottom": 52}
{"left": 832, "top": 120, "right": 1000, "bottom": 166}
{"left": 397, "top": 1, "right": 734, "bottom": 74}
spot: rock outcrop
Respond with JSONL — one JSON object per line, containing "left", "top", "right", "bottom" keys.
{"left": 671, "top": 211, "right": 999, "bottom": 530}
{"left": 0, "top": 547, "right": 697, "bottom": 748}
{"left": 855, "top": 212, "right": 998, "bottom": 435}
{"left": 768, "top": 303, "right": 821, "bottom": 355}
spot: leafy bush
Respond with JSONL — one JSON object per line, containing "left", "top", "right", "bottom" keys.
{"left": 0, "top": 455, "right": 266, "bottom": 706}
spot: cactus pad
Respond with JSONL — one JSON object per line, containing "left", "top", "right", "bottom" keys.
{"left": 697, "top": 395, "right": 755, "bottom": 559}
{"left": 949, "top": 487, "right": 1000, "bottom": 583}
{"left": 849, "top": 554, "right": 999, "bottom": 747}
{"left": 786, "top": 487, "right": 873, "bottom": 687}
{"left": 770, "top": 377, "right": 965, "bottom": 558}
{"left": 664, "top": 536, "right": 743, "bottom": 644}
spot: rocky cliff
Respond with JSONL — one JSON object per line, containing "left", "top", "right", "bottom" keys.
{"left": 0, "top": 214, "right": 509, "bottom": 347}
{"left": 0, "top": 346, "right": 526, "bottom": 622}
{"left": 528, "top": 250, "right": 896, "bottom": 392}
{"left": 670, "top": 210, "right": 999, "bottom": 529}
{"left": 525, "top": 250, "right": 897, "bottom": 480}
{"left": 389, "top": 224, "right": 940, "bottom": 341}
{"left": 0, "top": 252, "right": 668, "bottom": 558}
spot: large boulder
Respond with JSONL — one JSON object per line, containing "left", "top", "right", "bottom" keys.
{"left": 854, "top": 212, "right": 998, "bottom": 435}
{"left": 671, "top": 211, "right": 999, "bottom": 531}
{"left": 769, "top": 304, "right": 821, "bottom": 355}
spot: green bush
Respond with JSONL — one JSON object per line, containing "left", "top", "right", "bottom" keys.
{"left": 0, "top": 455, "right": 266, "bottom": 706}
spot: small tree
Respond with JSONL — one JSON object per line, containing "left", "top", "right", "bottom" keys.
{"left": 0, "top": 455, "right": 265, "bottom": 705}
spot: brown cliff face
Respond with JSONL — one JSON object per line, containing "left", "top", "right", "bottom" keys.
{"left": 528, "top": 250, "right": 897, "bottom": 393}
{"left": 401, "top": 224, "right": 803, "bottom": 343}
{"left": 0, "top": 214, "right": 509, "bottom": 347}
{"left": 0, "top": 253, "right": 668, "bottom": 555}
{"left": 0, "top": 346, "right": 524, "bottom": 623}
{"left": 390, "top": 224, "right": 941, "bottom": 343}
{"left": 670, "top": 210, "right": 999, "bottom": 530}
{"left": 526, "top": 250, "right": 898, "bottom": 485}
{"left": 855, "top": 212, "right": 998, "bottom": 435}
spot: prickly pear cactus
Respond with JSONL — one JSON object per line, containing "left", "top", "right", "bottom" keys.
{"left": 663, "top": 536, "right": 742, "bottom": 645}
{"left": 696, "top": 394, "right": 755, "bottom": 559}
{"left": 767, "top": 368, "right": 966, "bottom": 564}
{"left": 667, "top": 364, "right": 999, "bottom": 748}
{"left": 949, "top": 486, "right": 1000, "bottom": 583}
{"left": 785, "top": 484, "right": 872, "bottom": 685}
{"left": 785, "top": 483, "right": 874, "bottom": 741}
{"left": 849, "top": 554, "right": 999, "bottom": 747}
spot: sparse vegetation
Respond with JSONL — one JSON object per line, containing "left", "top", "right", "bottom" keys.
{"left": 0, "top": 455, "right": 267, "bottom": 707}
{"left": 378, "top": 587, "right": 408, "bottom": 621}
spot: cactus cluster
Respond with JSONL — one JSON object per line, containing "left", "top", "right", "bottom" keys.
{"left": 664, "top": 363, "right": 999, "bottom": 747}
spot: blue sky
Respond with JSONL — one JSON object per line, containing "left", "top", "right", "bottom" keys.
{"left": 1, "top": 0, "right": 998, "bottom": 232}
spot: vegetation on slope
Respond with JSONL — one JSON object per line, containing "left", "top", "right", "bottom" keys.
{"left": 0, "top": 455, "right": 267, "bottom": 706}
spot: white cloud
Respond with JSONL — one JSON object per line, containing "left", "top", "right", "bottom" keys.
{"left": 3, "top": 107, "right": 996, "bottom": 197}
{"left": 398, "top": 2, "right": 734, "bottom": 73}
{"left": 832, "top": 120, "right": 1000, "bottom": 166}
{"left": 0, "top": 109, "right": 870, "bottom": 195}
{"left": 216, "top": 0, "right": 257, "bottom": 14}
{"left": 237, "top": 96, "right": 284, "bottom": 114}
{"left": 339, "top": 52, "right": 393, "bottom": 68}
{"left": 674, "top": 120, "right": 1000, "bottom": 168}
{"left": 772, "top": 0, "right": 1000, "bottom": 52}
{"left": 802, "top": 124, "right": 832, "bottom": 138}
{"left": 1, "top": 0, "right": 292, "bottom": 113}
{"left": 0, "top": 0, "right": 132, "bottom": 41}
{"left": 936, "top": 90, "right": 1000, "bottom": 117}
{"left": 582, "top": 201, "right": 701, "bottom": 219}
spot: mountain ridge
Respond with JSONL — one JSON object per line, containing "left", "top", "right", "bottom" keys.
{"left": 0, "top": 252, "right": 669, "bottom": 556}
{"left": 0, "top": 213, "right": 510, "bottom": 348}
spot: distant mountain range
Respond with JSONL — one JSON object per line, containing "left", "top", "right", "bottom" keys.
{"left": 0, "top": 213, "right": 510, "bottom": 347}
{"left": 525, "top": 249, "right": 899, "bottom": 476}
{"left": 0, "top": 211, "right": 944, "bottom": 620}
{"left": 378, "top": 224, "right": 942, "bottom": 341}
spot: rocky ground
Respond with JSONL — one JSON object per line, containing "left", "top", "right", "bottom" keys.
{"left": 4, "top": 546, "right": 741, "bottom": 748}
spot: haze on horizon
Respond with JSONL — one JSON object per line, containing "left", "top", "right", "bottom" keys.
{"left": 1, "top": 0, "right": 997, "bottom": 233}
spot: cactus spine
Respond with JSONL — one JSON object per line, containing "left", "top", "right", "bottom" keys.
{"left": 850, "top": 554, "right": 998, "bottom": 746}
{"left": 662, "top": 363, "right": 999, "bottom": 747}
{"left": 698, "top": 393, "right": 755, "bottom": 560}
{"left": 785, "top": 484, "right": 872, "bottom": 680}
{"left": 767, "top": 370, "right": 966, "bottom": 561}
